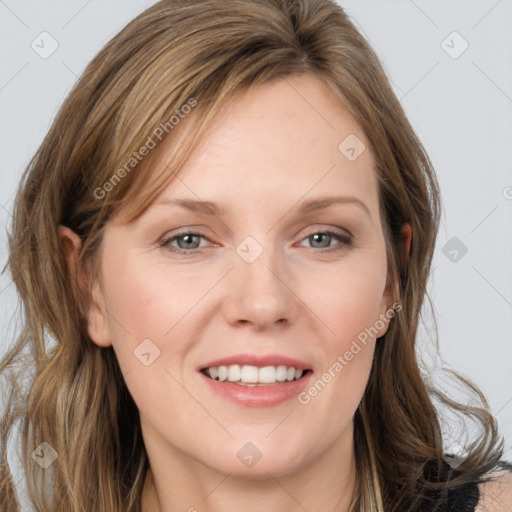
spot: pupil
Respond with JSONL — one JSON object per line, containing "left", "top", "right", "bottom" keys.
{"left": 312, "top": 233, "right": 329, "bottom": 248}
{"left": 179, "top": 234, "right": 198, "bottom": 249}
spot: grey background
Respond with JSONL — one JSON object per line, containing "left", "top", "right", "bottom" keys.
{"left": 1, "top": 0, "right": 511, "bottom": 506}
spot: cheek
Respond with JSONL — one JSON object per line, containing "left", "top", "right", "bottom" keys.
{"left": 99, "top": 251, "right": 209, "bottom": 375}
{"left": 99, "top": 259, "right": 208, "bottom": 419}
{"left": 305, "top": 257, "right": 387, "bottom": 345}
{"left": 298, "top": 257, "right": 386, "bottom": 408}
{"left": 103, "top": 253, "right": 209, "bottom": 331}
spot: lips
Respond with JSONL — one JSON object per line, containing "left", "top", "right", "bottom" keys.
{"left": 199, "top": 367, "right": 314, "bottom": 407}
{"left": 197, "top": 353, "right": 314, "bottom": 407}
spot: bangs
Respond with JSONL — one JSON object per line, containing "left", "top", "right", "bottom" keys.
{"left": 98, "top": 92, "right": 226, "bottom": 226}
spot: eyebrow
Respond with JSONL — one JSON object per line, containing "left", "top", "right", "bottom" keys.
{"left": 154, "top": 195, "right": 371, "bottom": 219}
{"left": 298, "top": 195, "right": 371, "bottom": 218}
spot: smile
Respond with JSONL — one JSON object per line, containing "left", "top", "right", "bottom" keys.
{"left": 201, "top": 364, "right": 310, "bottom": 386}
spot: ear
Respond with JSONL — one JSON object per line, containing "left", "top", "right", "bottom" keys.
{"left": 58, "top": 225, "right": 112, "bottom": 348}
{"left": 376, "top": 222, "right": 412, "bottom": 338}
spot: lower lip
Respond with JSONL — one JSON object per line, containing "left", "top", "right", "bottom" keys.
{"left": 199, "top": 371, "right": 313, "bottom": 407}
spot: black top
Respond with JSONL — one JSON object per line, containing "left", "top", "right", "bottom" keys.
{"left": 410, "top": 459, "right": 512, "bottom": 511}
{"left": 395, "top": 459, "right": 482, "bottom": 511}
{"left": 431, "top": 459, "right": 481, "bottom": 512}
{"left": 438, "top": 479, "right": 480, "bottom": 511}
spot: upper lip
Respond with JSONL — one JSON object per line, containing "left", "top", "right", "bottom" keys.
{"left": 199, "top": 354, "right": 311, "bottom": 371}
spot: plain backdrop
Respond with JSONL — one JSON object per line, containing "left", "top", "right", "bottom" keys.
{"left": 1, "top": 0, "right": 511, "bottom": 507}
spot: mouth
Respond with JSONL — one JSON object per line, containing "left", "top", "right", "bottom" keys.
{"left": 200, "top": 365, "right": 313, "bottom": 387}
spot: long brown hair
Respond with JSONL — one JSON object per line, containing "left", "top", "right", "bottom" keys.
{"left": 0, "top": 1, "right": 508, "bottom": 510}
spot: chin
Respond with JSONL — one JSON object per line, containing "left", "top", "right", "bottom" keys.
{"left": 200, "top": 440, "right": 312, "bottom": 480}
{"left": 215, "top": 457, "right": 306, "bottom": 481}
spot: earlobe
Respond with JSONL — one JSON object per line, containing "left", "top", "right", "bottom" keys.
{"left": 86, "top": 282, "right": 113, "bottom": 348}
{"left": 376, "top": 302, "right": 393, "bottom": 339}
{"left": 58, "top": 225, "right": 112, "bottom": 348}
{"left": 377, "top": 224, "right": 411, "bottom": 339}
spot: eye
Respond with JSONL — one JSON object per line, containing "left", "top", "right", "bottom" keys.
{"left": 159, "top": 228, "right": 353, "bottom": 255}
{"left": 160, "top": 231, "right": 210, "bottom": 254}
{"left": 298, "top": 229, "right": 353, "bottom": 252}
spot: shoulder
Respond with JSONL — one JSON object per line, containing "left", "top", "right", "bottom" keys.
{"left": 476, "top": 470, "right": 512, "bottom": 512}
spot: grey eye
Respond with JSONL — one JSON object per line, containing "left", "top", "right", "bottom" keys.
{"left": 175, "top": 234, "right": 202, "bottom": 250}
{"left": 308, "top": 233, "right": 333, "bottom": 248}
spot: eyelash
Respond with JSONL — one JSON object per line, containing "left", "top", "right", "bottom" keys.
{"left": 159, "top": 228, "right": 353, "bottom": 255}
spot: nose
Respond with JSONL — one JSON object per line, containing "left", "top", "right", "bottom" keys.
{"left": 222, "top": 245, "right": 300, "bottom": 330}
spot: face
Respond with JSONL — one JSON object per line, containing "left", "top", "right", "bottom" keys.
{"left": 86, "top": 73, "right": 396, "bottom": 479}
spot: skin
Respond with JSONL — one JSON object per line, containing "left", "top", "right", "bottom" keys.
{"left": 61, "top": 73, "right": 413, "bottom": 512}
{"left": 476, "top": 472, "right": 512, "bottom": 512}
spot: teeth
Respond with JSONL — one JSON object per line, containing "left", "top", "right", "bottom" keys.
{"left": 218, "top": 366, "right": 228, "bottom": 381}
{"left": 227, "top": 365, "right": 241, "bottom": 381}
{"left": 240, "top": 365, "right": 259, "bottom": 383}
{"left": 258, "top": 366, "right": 277, "bottom": 383}
{"left": 204, "top": 364, "right": 305, "bottom": 384}
{"left": 276, "top": 365, "right": 287, "bottom": 382}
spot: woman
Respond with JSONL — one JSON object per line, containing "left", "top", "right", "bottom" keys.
{"left": 1, "top": 1, "right": 510, "bottom": 511}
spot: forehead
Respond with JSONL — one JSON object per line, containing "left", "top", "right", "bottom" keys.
{"left": 135, "top": 74, "right": 380, "bottom": 220}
